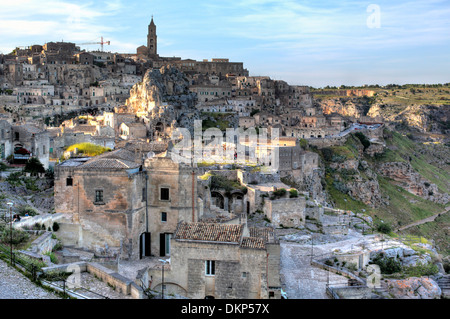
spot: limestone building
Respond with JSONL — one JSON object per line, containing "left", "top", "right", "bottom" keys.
{"left": 145, "top": 221, "right": 281, "bottom": 299}
{"left": 137, "top": 16, "right": 159, "bottom": 59}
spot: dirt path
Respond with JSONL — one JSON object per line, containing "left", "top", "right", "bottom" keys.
{"left": 397, "top": 206, "right": 450, "bottom": 232}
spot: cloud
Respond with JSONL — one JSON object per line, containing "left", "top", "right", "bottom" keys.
{"left": 0, "top": 0, "right": 123, "bottom": 51}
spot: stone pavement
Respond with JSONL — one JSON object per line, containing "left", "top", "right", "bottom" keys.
{"left": 280, "top": 229, "right": 411, "bottom": 299}
{"left": 0, "top": 259, "right": 60, "bottom": 299}
{"left": 280, "top": 241, "right": 348, "bottom": 299}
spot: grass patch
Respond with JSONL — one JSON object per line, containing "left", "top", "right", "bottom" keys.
{"left": 377, "top": 176, "right": 444, "bottom": 225}
{"left": 65, "top": 143, "right": 111, "bottom": 157}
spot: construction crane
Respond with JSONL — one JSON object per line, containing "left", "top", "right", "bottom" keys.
{"left": 77, "top": 37, "right": 111, "bottom": 52}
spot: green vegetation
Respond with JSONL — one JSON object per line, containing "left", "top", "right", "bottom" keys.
{"left": 65, "top": 143, "right": 111, "bottom": 157}
{"left": 0, "top": 162, "right": 9, "bottom": 171}
{"left": 372, "top": 256, "right": 403, "bottom": 275}
{"left": 271, "top": 188, "right": 287, "bottom": 200}
{"left": 18, "top": 206, "right": 38, "bottom": 217}
{"left": 289, "top": 189, "right": 299, "bottom": 198}
{"left": 43, "top": 251, "right": 59, "bottom": 264}
{"left": 377, "top": 176, "right": 444, "bottom": 225}
{"left": 376, "top": 223, "right": 392, "bottom": 234}
{"left": 0, "top": 227, "right": 30, "bottom": 246}
{"left": 200, "top": 112, "right": 233, "bottom": 131}
{"left": 210, "top": 174, "right": 247, "bottom": 194}
{"left": 24, "top": 157, "right": 45, "bottom": 176}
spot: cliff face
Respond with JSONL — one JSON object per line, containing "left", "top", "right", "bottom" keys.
{"left": 317, "top": 95, "right": 449, "bottom": 135}
{"left": 377, "top": 162, "right": 449, "bottom": 205}
{"left": 126, "top": 65, "right": 197, "bottom": 114}
{"left": 124, "top": 66, "right": 201, "bottom": 137}
{"left": 319, "top": 130, "right": 449, "bottom": 211}
{"left": 319, "top": 98, "right": 365, "bottom": 118}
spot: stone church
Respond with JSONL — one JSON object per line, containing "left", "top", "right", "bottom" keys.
{"left": 136, "top": 16, "right": 159, "bottom": 59}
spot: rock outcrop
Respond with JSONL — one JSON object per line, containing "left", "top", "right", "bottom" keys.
{"left": 124, "top": 66, "right": 201, "bottom": 138}
{"left": 377, "top": 162, "right": 449, "bottom": 204}
{"left": 386, "top": 277, "right": 441, "bottom": 299}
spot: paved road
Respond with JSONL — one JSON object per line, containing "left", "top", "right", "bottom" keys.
{"left": 397, "top": 206, "right": 450, "bottom": 232}
{"left": 0, "top": 259, "right": 60, "bottom": 299}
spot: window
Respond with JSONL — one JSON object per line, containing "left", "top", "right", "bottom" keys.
{"left": 205, "top": 260, "right": 215, "bottom": 276}
{"left": 160, "top": 187, "right": 170, "bottom": 201}
{"left": 142, "top": 187, "right": 146, "bottom": 202}
{"left": 161, "top": 212, "right": 167, "bottom": 222}
{"left": 95, "top": 190, "right": 104, "bottom": 203}
{"left": 66, "top": 177, "right": 73, "bottom": 186}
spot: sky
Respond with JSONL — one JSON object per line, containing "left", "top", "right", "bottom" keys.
{"left": 0, "top": 0, "right": 449, "bottom": 87}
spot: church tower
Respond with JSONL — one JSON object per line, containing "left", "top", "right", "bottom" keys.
{"left": 147, "top": 16, "right": 157, "bottom": 57}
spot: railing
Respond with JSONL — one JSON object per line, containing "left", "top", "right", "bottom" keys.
{"left": 0, "top": 243, "right": 108, "bottom": 299}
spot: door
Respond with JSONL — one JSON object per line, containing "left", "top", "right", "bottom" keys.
{"left": 160, "top": 233, "right": 172, "bottom": 257}
{"left": 140, "top": 232, "right": 151, "bottom": 259}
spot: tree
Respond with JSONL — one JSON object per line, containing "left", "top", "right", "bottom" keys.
{"left": 24, "top": 157, "right": 45, "bottom": 176}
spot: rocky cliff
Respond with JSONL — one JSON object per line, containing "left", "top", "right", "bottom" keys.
{"left": 125, "top": 66, "right": 201, "bottom": 137}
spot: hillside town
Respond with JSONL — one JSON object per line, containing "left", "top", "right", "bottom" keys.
{"left": 0, "top": 17, "right": 448, "bottom": 301}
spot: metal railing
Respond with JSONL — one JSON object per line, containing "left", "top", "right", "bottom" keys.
{"left": 0, "top": 243, "right": 108, "bottom": 299}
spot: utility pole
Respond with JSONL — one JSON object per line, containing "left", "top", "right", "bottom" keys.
{"left": 7, "top": 202, "right": 13, "bottom": 265}
{"left": 159, "top": 259, "right": 168, "bottom": 299}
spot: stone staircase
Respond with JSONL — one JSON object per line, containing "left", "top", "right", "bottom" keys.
{"left": 210, "top": 203, "right": 229, "bottom": 216}
{"left": 436, "top": 275, "right": 450, "bottom": 298}
{"left": 13, "top": 213, "right": 63, "bottom": 230}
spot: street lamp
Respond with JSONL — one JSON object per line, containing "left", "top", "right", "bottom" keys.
{"left": 7, "top": 202, "right": 13, "bottom": 265}
{"left": 159, "top": 259, "right": 169, "bottom": 299}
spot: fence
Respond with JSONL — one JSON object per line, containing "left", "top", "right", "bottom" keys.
{"left": 0, "top": 243, "right": 108, "bottom": 299}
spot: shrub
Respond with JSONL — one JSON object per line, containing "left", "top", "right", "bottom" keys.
{"left": 272, "top": 188, "right": 287, "bottom": 198}
{"left": 18, "top": 206, "right": 38, "bottom": 217}
{"left": 299, "top": 138, "right": 308, "bottom": 150}
{"left": 24, "top": 157, "right": 45, "bottom": 176}
{"left": 0, "top": 228, "right": 30, "bottom": 246}
{"left": 377, "top": 223, "right": 392, "bottom": 234}
{"left": 321, "top": 148, "right": 334, "bottom": 162}
{"left": 373, "top": 257, "right": 402, "bottom": 274}
{"left": 404, "top": 263, "right": 439, "bottom": 277}
{"left": 43, "top": 251, "right": 58, "bottom": 264}
{"left": 289, "top": 189, "right": 299, "bottom": 198}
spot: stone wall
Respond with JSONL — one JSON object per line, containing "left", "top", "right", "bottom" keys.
{"left": 148, "top": 239, "right": 272, "bottom": 299}
{"left": 54, "top": 166, "right": 147, "bottom": 260}
{"left": 263, "top": 197, "right": 306, "bottom": 228}
{"left": 41, "top": 261, "right": 144, "bottom": 299}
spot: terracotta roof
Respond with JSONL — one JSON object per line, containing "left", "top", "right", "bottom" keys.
{"left": 249, "top": 227, "right": 276, "bottom": 243}
{"left": 78, "top": 148, "right": 140, "bottom": 169}
{"left": 80, "top": 158, "right": 139, "bottom": 169}
{"left": 174, "top": 222, "right": 243, "bottom": 243}
{"left": 240, "top": 237, "right": 266, "bottom": 250}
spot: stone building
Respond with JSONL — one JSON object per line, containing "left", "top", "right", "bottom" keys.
{"left": 144, "top": 155, "right": 199, "bottom": 257}
{"left": 11, "top": 124, "right": 50, "bottom": 169}
{"left": 136, "top": 16, "right": 159, "bottom": 59}
{"left": 119, "top": 122, "right": 147, "bottom": 140}
{"left": 54, "top": 148, "right": 147, "bottom": 260}
{"left": 0, "top": 120, "right": 12, "bottom": 160}
{"left": 54, "top": 149, "right": 199, "bottom": 260}
{"left": 146, "top": 221, "right": 281, "bottom": 299}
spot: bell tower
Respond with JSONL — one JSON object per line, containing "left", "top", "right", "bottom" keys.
{"left": 147, "top": 16, "right": 157, "bottom": 57}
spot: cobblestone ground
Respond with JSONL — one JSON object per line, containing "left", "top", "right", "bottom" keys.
{"left": 280, "top": 242, "right": 348, "bottom": 299}
{"left": 0, "top": 259, "right": 60, "bottom": 299}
